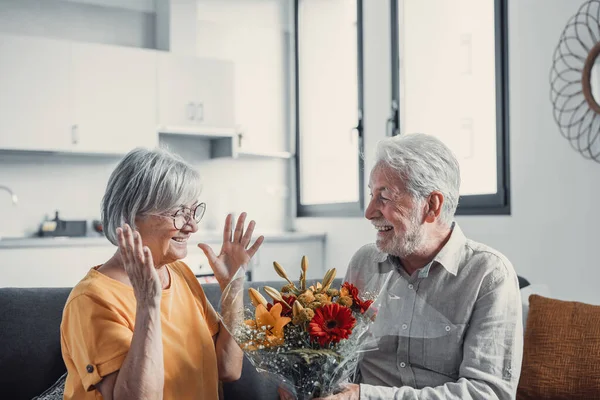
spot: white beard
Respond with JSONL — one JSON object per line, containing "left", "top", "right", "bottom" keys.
{"left": 377, "top": 210, "right": 427, "bottom": 258}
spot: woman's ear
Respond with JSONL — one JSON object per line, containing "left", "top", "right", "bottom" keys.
{"left": 424, "top": 191, "right": 444, "bottom": 223}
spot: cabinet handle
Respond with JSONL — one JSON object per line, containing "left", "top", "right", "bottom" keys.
{"left": 71, "top": 124, "right": 79, "bottom": 145}
{"left": 196, "top": 102, "right": 204, "bottom": 122}
{"left": 186, "top": 102, "right": 196, "bottom": 121}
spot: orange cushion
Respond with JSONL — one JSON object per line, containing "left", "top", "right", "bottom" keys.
{"left": 517, "top": 294, "right": 600, "bottom": 400}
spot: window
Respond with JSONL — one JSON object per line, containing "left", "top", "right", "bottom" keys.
{"left": 394, "top": 0, "right": 510, "bottom": 214}
{"left": 295, "top": 0, "right": 364, "bottom": 217}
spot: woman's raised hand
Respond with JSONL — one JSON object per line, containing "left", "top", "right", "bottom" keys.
{"left": 198, "top": 213, "right": 264, "bottom": 289}
{"left": 117, "top": 224, "right": 161, "bottom": 306}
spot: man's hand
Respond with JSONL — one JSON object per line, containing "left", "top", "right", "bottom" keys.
{"left": 314, "top": 384, "right": 360, "bottom": 400}
{"left": 278, "top": 383, "right": 360, "bottom": 400}
{"left": 198, "top": 212, "right": 264, "bottom": 289}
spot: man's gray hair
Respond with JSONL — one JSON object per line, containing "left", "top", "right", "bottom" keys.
{"left": 101, "top": 147, "right": 202, "bottom": 246}
{"left": 374, "top": 133, "right": 461, "bottom": 226}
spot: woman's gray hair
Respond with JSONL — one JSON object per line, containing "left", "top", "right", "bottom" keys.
{"left": 374, "top": 133, "right": 461, "bottom": 226}
{"left": 101, "top": 147, "right": 202, "bottom": 246}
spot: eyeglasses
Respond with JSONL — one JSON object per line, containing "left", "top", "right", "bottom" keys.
{"left": 150, "top": 203, "right": 206, "bottom": 230}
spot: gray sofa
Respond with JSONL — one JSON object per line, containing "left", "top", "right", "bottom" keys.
{"left": 0, "top": 279, "right": 341, "bottom": 400}
{"left": 1, "top": 277, "right": 531, "bottom": 400}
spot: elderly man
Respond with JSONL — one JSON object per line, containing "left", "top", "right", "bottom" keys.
{"left": 319, "top": 133, "right": 523, "bottom": 400}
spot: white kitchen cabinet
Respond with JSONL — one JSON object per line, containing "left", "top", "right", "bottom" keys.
{"left": 0, "top": 35, "right": 158, "bottom": 155}
{"left": 71, "top": 43, "right": 158, "bottom": 154}
{"left": 251, "top": 239, "right": 326, "bottom": 282}
{"left": 0, "top": 34, "right": 237, "bottom": 157}
{"left": 0, "top": 245, "right": 116, "bottom": 288}
{"left": 0, "top": 35, "right": 72, "bottom": 152}
{"left": 157, "top": 54, "right": 235, "bottom": 131}
{"left": 0, "top": 235, "right": 326, "bottom": 288}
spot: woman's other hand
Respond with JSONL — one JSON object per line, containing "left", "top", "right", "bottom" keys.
{"left": 117, "top": 224, "right": 161, "bottom": 306}
{"left": 198, "top": 212, "right": 264, "bottom": 288}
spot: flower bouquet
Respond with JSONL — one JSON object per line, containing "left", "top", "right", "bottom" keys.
{"left": 219, "top": 257, "right": 392, "bottom": 399}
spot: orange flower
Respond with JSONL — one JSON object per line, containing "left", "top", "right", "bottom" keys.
{"left": 244, "top": 303, "right": 291, "bottom": 349}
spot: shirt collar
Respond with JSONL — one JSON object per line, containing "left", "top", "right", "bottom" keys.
{"left": 431, "top": 222, "right": 466, "bottom": 276}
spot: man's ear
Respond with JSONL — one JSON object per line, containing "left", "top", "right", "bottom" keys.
{"left": 424, "top": 191, "right": 444, "bottom": 223}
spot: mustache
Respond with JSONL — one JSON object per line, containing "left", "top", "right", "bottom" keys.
{"left": 371, "top": 220, "right": 392, "bottom": 226}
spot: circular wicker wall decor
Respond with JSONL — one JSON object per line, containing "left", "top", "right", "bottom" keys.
{"left": 550, "top": 0, "right": 600, "bottom": 162}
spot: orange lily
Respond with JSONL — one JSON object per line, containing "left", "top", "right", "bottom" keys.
{"left": 244, "top": 303, "right": 291, "bottom": 349}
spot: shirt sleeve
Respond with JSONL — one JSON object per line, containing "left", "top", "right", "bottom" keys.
{"left": 359, "top": 267, "right": 524, "bottom": 400}
{"left": 61, "top": 294, "right": 133, "bottom": 391}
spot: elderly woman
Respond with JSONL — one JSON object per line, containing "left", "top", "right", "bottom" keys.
{"left": 60, "top": 148, "right": 263, "bottom": 400}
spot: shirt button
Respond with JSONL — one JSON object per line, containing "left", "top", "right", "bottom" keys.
{"left": 445, "top": 326, "right": 451, "bottom": 332}
{"left": 86, "top": 365, "right": 94, "bottom": 373}
{"left": 400, "top": 362, "right": 406, "bottom": 368}
{"left": 402, "top": 324, "right": 408, "bottom": 330}
{"left": 408, "top": 284, "right": 414, "bottom": 290}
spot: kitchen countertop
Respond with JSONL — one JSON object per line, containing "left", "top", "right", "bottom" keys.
{"left": 0, "top": 230, "right": 327, "bottom": 249}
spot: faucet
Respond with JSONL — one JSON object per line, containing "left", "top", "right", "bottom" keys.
{"left": 0, "top": 185, "right": 18, "bottom": 205}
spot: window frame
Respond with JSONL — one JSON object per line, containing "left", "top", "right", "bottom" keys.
{"left": 391, "top": 0, "right": 511, "bottom": 215}
{"left": 294, "top": 0, "right": 365, "bottom": 218}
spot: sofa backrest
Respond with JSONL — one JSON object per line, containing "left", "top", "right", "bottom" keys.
{"left": 0, "top": 287, "right": 71, "bottom": 400}
{"left": 3, "top": 275, "right": 524, "bottom": 400}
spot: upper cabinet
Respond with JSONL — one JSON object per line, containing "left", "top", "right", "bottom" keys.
{"left": 71, "top": 43, "right": 158, "bottom": 154}
{"left": 0, "top": 35, "right": 72, "bottom": 152}
{"left": 0, "top": 34, "right": 239, "bottom": 157}
{"left": 157, "top": 54, "right": 235, "bottom": 132}
{"left": 0, "top": 35, "right": 159, "bottom": 155}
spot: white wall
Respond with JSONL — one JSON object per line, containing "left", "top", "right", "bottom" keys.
{"left": 459, "top": 0, "right": 600, "bottom": 305}
{"left": 296, "top": 0, "right": 600, "bottom": 305}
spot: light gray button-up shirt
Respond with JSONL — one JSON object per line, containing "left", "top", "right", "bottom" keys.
{"left": 345, "top": 224, "right": 523, "bottom": 400}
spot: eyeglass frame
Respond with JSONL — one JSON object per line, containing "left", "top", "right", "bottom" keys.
{"left": 146, "top": 202, "right": 206, "bottom": 230}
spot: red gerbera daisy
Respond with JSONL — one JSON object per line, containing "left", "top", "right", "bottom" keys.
{"left": 341, "top": 282, "right": 373, "bottom": 314}
{"left": 308, "top": 303, "right": 356, "bottom": 346}
{"left": 267, "top": 295, "right": 296, "bottom": 317}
